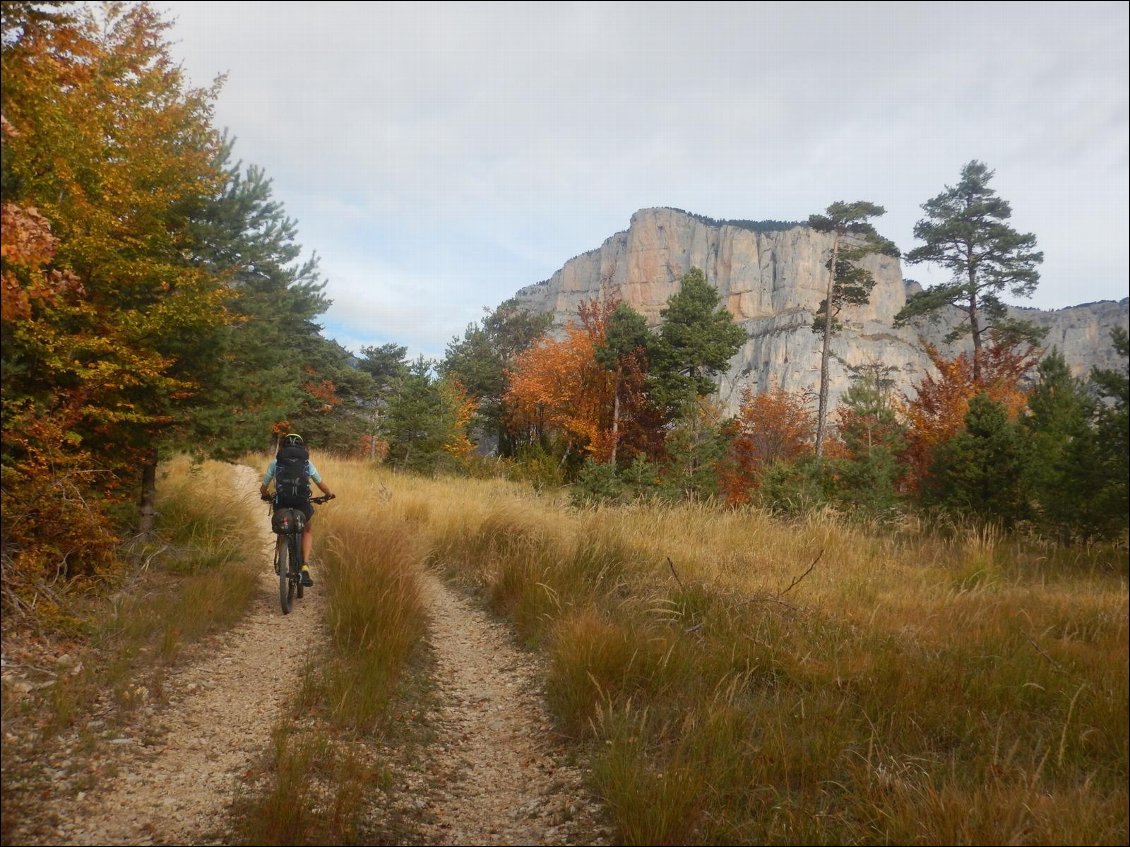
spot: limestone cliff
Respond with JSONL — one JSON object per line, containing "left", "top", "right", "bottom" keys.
{"left": 513, "top": 207, "right": 1129, "bottom": 414}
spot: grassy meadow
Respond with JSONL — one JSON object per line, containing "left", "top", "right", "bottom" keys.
{"left": 304, "top": 452, "right": 1127, "bottom": 845}
{"left": 9, "top": 453, "right": 1122, "bottom": 845}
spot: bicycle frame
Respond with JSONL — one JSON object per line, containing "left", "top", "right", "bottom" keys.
{"left": 267, "top": 494, "right": 333, "bottom": 615}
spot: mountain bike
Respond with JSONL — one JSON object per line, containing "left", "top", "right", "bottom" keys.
{"left": 264, "top": 494, "right": 334, "bottom": 615}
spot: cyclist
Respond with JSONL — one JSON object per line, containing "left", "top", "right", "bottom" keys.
{"left": 259, "top": 433, "right": 336, "bottom": 586}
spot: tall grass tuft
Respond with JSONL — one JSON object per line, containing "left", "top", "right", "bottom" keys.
{"left": 295, "top": 455, "right": 430, "bottom": 734}
{"left": 233, "top": 717, "right": 372, "bottom": 846}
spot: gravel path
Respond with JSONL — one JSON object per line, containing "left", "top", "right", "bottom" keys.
{"left": 31, "top": 465, "right": 328, "bottom": 846}
{"left": 404, "top": 570, "right": 609, "bottom": 845}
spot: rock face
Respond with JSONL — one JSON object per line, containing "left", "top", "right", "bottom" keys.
{"left": 513, "top": 207, "right": 1129, "bottom": 414}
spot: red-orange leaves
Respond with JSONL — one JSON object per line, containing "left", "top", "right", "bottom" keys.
{"left": 720, "top": 386, "right": 815, "bottom": 504}
{"left": 505, "top": 296, "right": 619, "bottom": 460}
{"left": 900, "top": 340, "right": 1040, "bottom": 490}
{"left": 506, "top": 322, "right": 615, "bottom": 457}
{"left": 0, "top": 201, "right": 83, "bottom": 320}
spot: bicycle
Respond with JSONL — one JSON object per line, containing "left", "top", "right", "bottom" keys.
{"left": 263, "top": 494, "right": 334, "bottom": 614}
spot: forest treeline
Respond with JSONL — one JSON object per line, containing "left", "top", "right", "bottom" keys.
{"left": 1, "top": 3, "right": 1127, "bottom": 620}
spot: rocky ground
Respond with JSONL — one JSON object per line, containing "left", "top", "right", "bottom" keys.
{"left": 1, "top": 465, "right": 611, "bottom": 845}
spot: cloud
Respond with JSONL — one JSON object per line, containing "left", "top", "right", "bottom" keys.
{"left": 155, "top": 0, "right": 1129, "bottom": 350}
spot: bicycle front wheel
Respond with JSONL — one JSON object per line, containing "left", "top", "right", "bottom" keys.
{"left": 278, "top": 538, "right": 291, "bottom": 615}
{"left": 287, "top": 536, "right": 299, "bottom": 609}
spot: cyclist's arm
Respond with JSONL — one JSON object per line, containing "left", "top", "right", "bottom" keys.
{"left": 260, "top": 460, "right": 277, "bottom": 499}
{"left": 307, "top": 460, "right": 335, "bottom": 498}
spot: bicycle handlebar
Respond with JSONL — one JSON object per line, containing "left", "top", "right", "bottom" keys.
{"left": 261, "top": 493, "right": 337, "bottom": 504}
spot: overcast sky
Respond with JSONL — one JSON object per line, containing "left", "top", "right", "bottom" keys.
{"left": 150, "top": 1, "right": 1129, "bottom": 360}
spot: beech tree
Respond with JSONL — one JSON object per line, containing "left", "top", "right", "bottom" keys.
{"left": 593, "top": 301, "right": 656, "bottom": 464}
{"left": 895, "top": 160, "right": 1045, "bottom": 383}
{"left": 807, "top": 201, "right": 899, "bottom": 458}
{"left": 440, "top": 298, "right": 551, "bottom": 453}
{"left": 2, "top": 1, "right": 231, "bottom": 536}
{"left": 719, "top": 386, "right": 815, "bottom": 505}
{"left": 504, "top": 299, "right": 617, "bottom": 461}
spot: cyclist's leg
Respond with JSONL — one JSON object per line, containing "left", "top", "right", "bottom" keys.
{"left": 302, "top": 519, "right": 314, "bottom": 564}
{"left": 300, "top": 503, "right": 315, "bottom": 585}
{"left": 301, "top": 501, "right": 315, "bottom": 562}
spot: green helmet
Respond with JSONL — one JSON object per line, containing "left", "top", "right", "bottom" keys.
{"left": 282, "top": 433, "right": 304, "bottom": 446}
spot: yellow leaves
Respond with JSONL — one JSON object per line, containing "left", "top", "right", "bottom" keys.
{"left": 440, "top": 377, "right": 478, "bottom": 458}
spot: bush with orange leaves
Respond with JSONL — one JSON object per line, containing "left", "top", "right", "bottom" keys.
{"left": 719, "top": 386, "right": 816, "bottom": 506}
{"left": 1, "top": 203, "right": 119, "bottom": 618}
{"left": 900, "top": 337, "right": 1041, "bottom": 492}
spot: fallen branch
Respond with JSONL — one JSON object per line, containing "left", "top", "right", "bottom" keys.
{"left": 1027, "top": 637, "right": 1066, "bottom": 671}
{"left": 666, "top": 557, "right": 686, "bottom": 592}
{"left": 779, "top": 548, "right": 823, "bottom": 598}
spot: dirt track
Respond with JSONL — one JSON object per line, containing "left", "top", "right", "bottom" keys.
{"left": 4, "top": 463, "right": 609, "bottom": 845}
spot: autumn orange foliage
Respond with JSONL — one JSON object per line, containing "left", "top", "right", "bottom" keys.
{"left": 1, "top": 199, "right": 119, "bottom": 606}
{"left": 504, "top": 296, "right": 619, "bottom": 460}
{"left": 304, "top": 375, "right": 342, "bottom": 414}
{"left": 720, "top": 386, "right": 816, "bottom": 505}
{"left": 900, "top": 339, "right": 1041, "bottom": 490}
{"left": 2, "top": 3, "right": 233, "bottom": 613}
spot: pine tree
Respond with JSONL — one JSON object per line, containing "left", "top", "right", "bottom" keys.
{"left": 648, "top": 268, "right": 746, "bottom": 417}
{"left": 186, "top": 142, "right": 335, "bottom": 457}
{"left": 895, "top": 160, "right": 1046, "bottom": 383}
{"left": 807, "top": 202, "right": 898, "bottom": 458}
{"left": 1089, "top": 328, "right": 1129, "bottom": 537}
{"left": 830, "top": 364, "right": 907, "bottom": 517}
{"left": 1021, "top": 350, "right": 1109, "bottom": 540}
{"left": 926, "top": 393, "right": 1031, "bottom": 529}
{"left": 382, "top": 357, "right": 461, "bottom": 471}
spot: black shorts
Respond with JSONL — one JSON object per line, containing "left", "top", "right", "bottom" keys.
{"left": 275, "top": 502, "right": 314, "bottom": 522}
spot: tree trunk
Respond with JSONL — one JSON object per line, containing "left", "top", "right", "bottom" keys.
{"left": 138, "top": 447, "right": 159, "bottom": 537}
{"left": 610, "top": 370, "right": 622, "bottom": 466}
{"left": 969, "top": 281, "right": 982, "bottom": 385}
{"left": 815, "top": 234, "right": 841, "bottom": 459}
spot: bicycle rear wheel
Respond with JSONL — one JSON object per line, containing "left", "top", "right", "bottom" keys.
{"left": 278, "top": 538, "right": 291, "bottom": 615}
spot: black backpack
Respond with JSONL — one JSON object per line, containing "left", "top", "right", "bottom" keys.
{"left": 274, "top": 441, "right": 311, "bottom": 508}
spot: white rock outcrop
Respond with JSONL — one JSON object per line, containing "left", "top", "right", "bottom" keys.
{"left": 513, "top": 207, "right": 1128, "bottom": 415}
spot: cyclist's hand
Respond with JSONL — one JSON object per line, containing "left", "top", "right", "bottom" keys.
{"left": 261, "top": 493, "right": 272, "bottom": 502}
{"left": 326, "top": 493, "right": 337, "bottom": 501}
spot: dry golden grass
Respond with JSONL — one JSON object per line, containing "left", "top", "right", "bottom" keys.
{"left": 305, "top": 458, "right": 1127, "bottom": 845}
